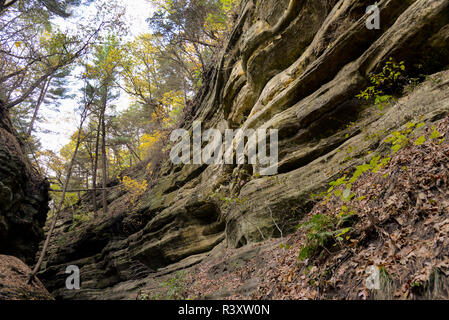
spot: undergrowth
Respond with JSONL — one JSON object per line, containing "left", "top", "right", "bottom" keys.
{"left": 298, "top": 59, "right": 443, "bottom": 262}
{"left": 138, "top": 270, "right": 188, "bottom": 300}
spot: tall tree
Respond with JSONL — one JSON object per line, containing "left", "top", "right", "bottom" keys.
{"left": 84, "top": 35, "right": 122, "bottom": 214}
{"left": 148, "top": 0, "right": 238, "bottom": 90}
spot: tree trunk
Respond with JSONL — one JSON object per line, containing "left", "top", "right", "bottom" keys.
{"left": 29, "top": 105, "right": 89, "bottom": 282}
{"left": 92, "top": 115, "right": 101, "bottom": 214}
{"left": 100, "top": 87, "right": 108, "bottom": 214}
{"left": 126, "top": 142, "right": 141, "bottom": 162}
{"left": 26, "top": 77, "right": 51, "bottom": 140}
{"left": 77, "top": 166, "right": 81, "bottom": 200}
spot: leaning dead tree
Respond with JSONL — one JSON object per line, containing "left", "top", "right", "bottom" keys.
{"left": 28, "top": 82, "right": 94, "bottom": 282}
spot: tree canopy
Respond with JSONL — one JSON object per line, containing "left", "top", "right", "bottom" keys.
{"left": 0, "top": 0, "right": 239, "bottom": 213}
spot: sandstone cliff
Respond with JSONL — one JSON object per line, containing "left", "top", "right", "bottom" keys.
{"left": 37, "top": 0, "right": 449, "bottom": 299}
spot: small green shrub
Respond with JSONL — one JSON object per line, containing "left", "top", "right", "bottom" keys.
{"left": 301, "top": 121, "right": 444, "bottom": 262}
{"left": 161, "top": 270, "right": 188, "bottom": 300}
{"left": 356, "top": 58, "right": 407, "bottom": 110}
{"left": 297, "top": 212, "right": 354, "bottom": 261}
{"left": 140, "top": 271, "right": 188, "bottom": 300}
{"left": 69, "top": 211, "right": 94, "bottom": 231}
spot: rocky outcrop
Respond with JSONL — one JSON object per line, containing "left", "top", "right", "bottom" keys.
{"left": 0, "top": 104, "right": 49, "bottom": 265}
{"left": 39, "top": 0, "right": 449, "bottom": 299}
{"left": 0, "top": 254, "right": 52, "bottom": 300}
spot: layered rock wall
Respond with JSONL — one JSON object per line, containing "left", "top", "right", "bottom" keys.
{"left": 0, "top": 103, "right": 49, "bottom": 265}
{"left": 39, "top": 0, "right": 449, "bottom": 299}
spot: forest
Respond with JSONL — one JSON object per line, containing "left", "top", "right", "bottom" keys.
{"left": 1, "top": 0, "right": 236, "bottom": 208}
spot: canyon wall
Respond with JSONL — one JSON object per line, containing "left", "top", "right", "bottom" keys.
{"left": 38, "top": 0, "right": 449, "bottom": 299}
{"left": 0, "top": 103, "right": 49, "bottom": 265}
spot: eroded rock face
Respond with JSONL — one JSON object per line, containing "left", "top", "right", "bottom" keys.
{"left": 39, "top": 0, "right": 449, "bottom": 299}
{"left": 0, "top": 104, "right": 49, "bottom": 265}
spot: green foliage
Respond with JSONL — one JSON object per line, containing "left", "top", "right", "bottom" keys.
{"left": 139, "top": 270, "right": 188, "bottom": 300}
{"left": 73, "top": 211, "right": 93, "bottom": 223}
{"left": 56, "top": 234, "right": 68, "bottom": 247}
{"left": 321, "top": 153, "right": 391, "bottom": 205}
{"left": 49, "top": 183, "right": 80, "bottom": 208}
{"left": 369, "top": 59, "right": 405, "bottom": 87}
{"left": 280, "top": 242, "right": 292, "bottom": 250}
{"left": 302, "top": 119, "right": 445, "bottom": 262}
{"left": 69, "top": 211, "right": 94, "bottom": 231}
{"left": 356, "top": 58, "right": 407, "bottom": 110}
{"left": 160, "top": 270, "right": 188, "bottom": 300}
{"left": 364, "top": 128, "right": 388, "bottom": 142}
{"left": 430, "top": 125, "right": 445, "bottom": 143}
{"left": 297, "top": 213, "right": 354, "bottom": 261}
{"left": 148, "top": 0, "right": 237, "bottom": 89}
{"left": 384, "top": 121, "right": 430, "bottom": 153}
{"left": 209, "top": 187, "right": 248, "bottom": 210}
